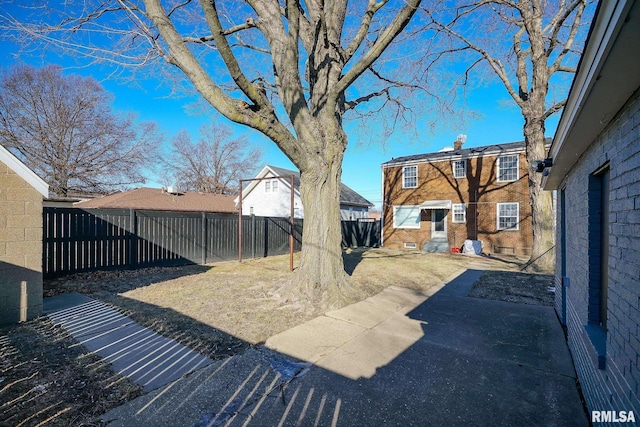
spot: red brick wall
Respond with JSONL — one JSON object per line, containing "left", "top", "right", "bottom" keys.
{"left": 382, "top": 151, "right": 532, "bottom": 255}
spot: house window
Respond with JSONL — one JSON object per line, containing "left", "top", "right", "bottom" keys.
{"left": 393, "top": 206, "right": 421, "bottom": 229}
{"left": 589, "top": 165, "right": 610, "bottom": 329}
{"left": 403, "top": 166, "right": 417, "bottom": 188}
{"left": 497, "top": 155, "right": 519, "bottom": 182}
{"left": 272, "top": 180, "right": 278, "bottom": 191}
{"left": 265, "top": 181, "right": 271, "bottom": 192}
{"left": 497, "top": 203, "right": 519, "bottom": 230}
{"left": 452, "top": 160, "right": 466, "bottom": 179}
{"left": 452, "top": 204, "right": 466, "bottom": 223}
{"left": 586, "top": 164, "right": 609, "bottom": 369}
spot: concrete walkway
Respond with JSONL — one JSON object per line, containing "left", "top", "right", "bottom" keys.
{"left": 99, "top": 264, "right": 588, "bottom": 426}
{"left": 44, "top": 293, "right": 212, "bottom": 391}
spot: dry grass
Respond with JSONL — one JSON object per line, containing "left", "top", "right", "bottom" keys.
{"left": 2, "top": 248, "right": 528, "bottom": 426}
{"left": 113, "top": 249, "right": 505, "bottom": 344}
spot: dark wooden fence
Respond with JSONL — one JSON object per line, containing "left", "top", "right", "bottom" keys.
{"left": 43, "top": 208, "right": 379, "bottom": 278}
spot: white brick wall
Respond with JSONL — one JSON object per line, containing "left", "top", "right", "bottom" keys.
{"left": 555, "top": 92, "right": 640, "bottom": 424}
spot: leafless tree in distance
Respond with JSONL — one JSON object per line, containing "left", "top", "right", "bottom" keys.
{"left": 165, "top": 122, "right": 262, "bottom": 195}
{"left": 423, "top": 0, "right": 594, "bottom": 270}
{"left": 0, "top": 64, "right": 162, "bottom": 197}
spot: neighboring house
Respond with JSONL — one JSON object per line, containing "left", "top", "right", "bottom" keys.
{"left": 382, "top": 139, "right": 537, "bottom": 254}
{"left": 0, "top": 144, "right": 49, "bottom": 325}
{"left": 76, "top": 187, "right": 236, "bottom": 213}
{"left": 543, "top": 0, "right": 640, "bottom": 419}
{"left": 237, "top": 165, "right": 373, "bottom": 220}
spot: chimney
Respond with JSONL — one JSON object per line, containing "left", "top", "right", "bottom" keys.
{"left": 454, "top": 134, "right": 467, "bottom": 151}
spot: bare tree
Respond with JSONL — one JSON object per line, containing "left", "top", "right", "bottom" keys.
{"left": 1, "top": 0, "right": 426, "bottom": 307}
{"left": 165, "top": 123, "right": 262, "bottom": 195}
{"left": 0, "top": 64, "right": 162, "bottom": 196}
{"left": 423, "top": 0, "right": 593, "bottom": 270}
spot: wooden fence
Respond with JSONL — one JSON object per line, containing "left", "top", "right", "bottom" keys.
{"left": 43, "top": 208, "right": 379, "bottom": 278}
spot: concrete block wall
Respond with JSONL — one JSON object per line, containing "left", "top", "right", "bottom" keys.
{"left": 383, "top": 151, "right": 532, "bottom": 255}
{"left": 0, "top": 162, "right": 43, "bottom": 324}
{"left": 555, "top": 93, "right": 640, "bottom": 422}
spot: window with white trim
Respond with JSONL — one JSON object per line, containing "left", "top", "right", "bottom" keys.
{"left": 497, "top": 203, "right": 519, "bottom": 230}
{"left": 403, "top": 166, "right": 417, "bottom": 188}
{"left": 265, "top": 181, "right": 271, "bottom": 192}
{"left": 452, "top": 204, "right": 466, "bottom": 223}
{"left": 497, "top": 155, "right": 519, "bottom": 182}
{"left": 272, "top": 180, "right": 278, "bottom": 191}
{"left": 452, "top": 160, "right": 466, "bottom": 179}
{"left": 393, "top": 206, "right": 421, "bottom": 229}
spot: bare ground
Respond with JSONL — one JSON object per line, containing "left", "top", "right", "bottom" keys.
{"left": 468, "top": 270, "right": 556, "bottom": 305}
{"left": 2, "top": 249, "right": 550, "bottom": 426}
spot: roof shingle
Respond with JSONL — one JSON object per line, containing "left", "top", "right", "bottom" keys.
{"left": 76, "top": 187, "right": 236, "bottom": 213}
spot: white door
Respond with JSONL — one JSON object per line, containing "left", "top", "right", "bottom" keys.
{"left": 431, "top": 209, "right": 447, "bottom": 239}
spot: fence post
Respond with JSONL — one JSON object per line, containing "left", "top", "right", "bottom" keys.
{"left": 201, "top": 212, "right": 207, "bottom": 264}
{"left": 128, "top": 209, "right": 136, "bottom": 267}
{"left": 251, "top": 214, "right": 256, "bottom": 259}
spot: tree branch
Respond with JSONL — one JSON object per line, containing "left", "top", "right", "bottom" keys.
{"left": 548, "top": 1, "right": 586, "bottom": 74}
{"left": 197, "top": 0, "right": 265, "bottom": 109}
{"left": 343, "top": 0, "right": 387, "bottom": 62}
{"left": 334, "top": 0, "right": 422, "bottom": 103}
{"left": 542, "top": 99, "right": 566, "bottom": 120}
{"left": 428, "top": 15, "right": 525, "bottom": 108}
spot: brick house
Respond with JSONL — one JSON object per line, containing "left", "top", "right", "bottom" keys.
{"left": 0, "top": 144, "right": 49, "bottom": 325}
{"left": 543, "top": 0, "right": 640, "bottom": 420}
{"left": 382, "top": 140, "right": 535, "bottom": 255}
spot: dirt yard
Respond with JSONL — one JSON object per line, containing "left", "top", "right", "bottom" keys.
{"left": 468, "top": 270, "right": 555, "bottom": 305}
{"left": 2, "top": 249, "right": 550, "bottom": 426}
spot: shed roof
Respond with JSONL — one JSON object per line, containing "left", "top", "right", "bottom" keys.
{"left": 76, "top": 187, "right": 236, "bottom": 213}
{"left": 0, "top": 144, "right": 49, "bottom": 197}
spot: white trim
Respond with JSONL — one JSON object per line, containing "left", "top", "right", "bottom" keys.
{"left": 496, "top": 154, "right": 519, "bottom": 182}
{"left": 419, "top": 199, "right": 452, "bottom": 210}
{"left": 452, "top": 203, "right": 466, "bottom": 223}
{"left": 393, "top": 205, "right": 421, "bottom": 229}
{"left": 402, "top": 165, "right": 418, "bottom": 188}
{"left": 496, "top": 202, "right": 520, "bottom": 231}
{"left": 452, "top": 160, "right": 466, "bottom": 179}
{"left": 0, "top": 145, "right": 48, "bottom": 197}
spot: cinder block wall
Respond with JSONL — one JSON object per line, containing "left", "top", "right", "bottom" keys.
{"left": 0, "top": 162, "right": 43, "bottom": 324}
{"left": 555, "top": 93, "right": 640, "bottom": 419}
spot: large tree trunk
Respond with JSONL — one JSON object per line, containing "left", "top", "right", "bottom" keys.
{"left": 280, "top": 121, "right": 357, "bottom": 310}
{"left": 296, "top": 158, "right": 350, "bottom": 305}
{"left": 523, "top": 118, "right": 555, "bottom": 272}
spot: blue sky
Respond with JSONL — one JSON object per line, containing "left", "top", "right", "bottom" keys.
{"left": 97, "top": 76, "right": 552, "bottom": 210}
{"left": 0, "top": 11, "right": 562, "bottom": 211}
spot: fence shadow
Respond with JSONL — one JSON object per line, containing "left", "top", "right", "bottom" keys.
{"left": 44, "top": 264, "right": 212, "bottom": 297}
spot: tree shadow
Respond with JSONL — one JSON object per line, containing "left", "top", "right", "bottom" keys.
{"left": 44, "top": 264, "right": 212, "bottom": 297}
